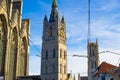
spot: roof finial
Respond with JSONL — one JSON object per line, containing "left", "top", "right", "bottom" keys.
{"left": 52, "top": 0, "right": 58, "bottom": 8}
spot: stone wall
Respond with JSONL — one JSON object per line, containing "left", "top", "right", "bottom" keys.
{"left": 0, "top": 0, "right": 30, "bottom": 80}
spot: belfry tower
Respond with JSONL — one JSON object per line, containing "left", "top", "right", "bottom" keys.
{"left": 41, "top": 0, "right": 67, "bottom": 80}
{"left": 87, "top": 39, "right": 100, "bottom": 80}
{"left": 87, "top": 0, "right": 100, "bottom": 80}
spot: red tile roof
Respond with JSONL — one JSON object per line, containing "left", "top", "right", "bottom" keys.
{"left": 97, "top": 62, "right": 118, "bottom": 76}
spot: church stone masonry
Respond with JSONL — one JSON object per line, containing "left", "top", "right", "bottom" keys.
{"left": 41, "top": 0, "right": 68, "bottom": 80}
{"left": 0, "top": 0, "right": 30, "bottom": 80}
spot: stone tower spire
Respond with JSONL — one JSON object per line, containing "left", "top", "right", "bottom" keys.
{"left": 52, "top": 0, "right": 58, "bottom": 8}
{"left": 41, "top": 0, "right": 67, "bottom": 80}
{"left": 49, "top": 0, "right": 59, "bottom": 22}
{"left": 61, "top": 15, "right": 65, "bottom": 23}
{"left": 44, "top": 14, "right": 48, "bottom": 22}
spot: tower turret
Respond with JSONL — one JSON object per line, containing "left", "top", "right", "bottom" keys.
{"left": 61, "top": 16, "right": 65, "bottom": 23}
{"left": 44, "top": 15, "right": 48, "bottom": 22}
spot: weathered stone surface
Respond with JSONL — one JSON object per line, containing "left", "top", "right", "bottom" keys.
{"left": 0, "top": 0, "right": 30, "bottom": 80}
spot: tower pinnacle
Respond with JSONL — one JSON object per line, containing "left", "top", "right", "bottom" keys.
{"left": 44, "top": 14, "right": 48, "bottom": 22}
{"left": 49, "top": 0, "right": 59, "bottom": 22}
{"left": 52, "top": 0, "right": 58, "bottom": 9}
{"left": 61, "top": 16, "right": 65, "bottom": 23}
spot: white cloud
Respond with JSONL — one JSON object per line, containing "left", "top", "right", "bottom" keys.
{"left": 66, "top": 12, "right": 120, "bottom": 76}
{"left": 28, "top": 0, "right": 120, "bottom": 78}
{"left": 100, "top": 51, "right": 120, "bottom": 66}
{"left": 29, "top": 56, "right": 41, "bottom": 75}
{"left": 96, "top": 0, "right": 120, "bottom": 11}
{"left": 68, "top": 56, "right": 88, "bottom": 76}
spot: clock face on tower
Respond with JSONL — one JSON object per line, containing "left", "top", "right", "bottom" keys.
{"left": 48, "top": 27, "right": 53, "bottom": 36}
{"left": 60, "top": 27, "right": 65, "bottom": 37}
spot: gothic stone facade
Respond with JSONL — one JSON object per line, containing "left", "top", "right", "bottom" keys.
{"left": 0, "top": 0, "right": 30, "bottom": 80}
{"left": 41, "top": 0, "right": 68, "bottom": 80}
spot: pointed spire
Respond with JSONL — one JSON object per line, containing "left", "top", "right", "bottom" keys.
{"left": 61, "top": 15, "right": 65, "bottom": 23}
{"left": 52, "top": 0, "right": 58, "bottom": 9}
{"left": 96, "top": 38, "right": 98, "bottom": 46}
{"left": 44, "top": 15, "right": 48, "bottom": 22}
{"left": 49, "top": 0, "right": 59, "bottom": 22}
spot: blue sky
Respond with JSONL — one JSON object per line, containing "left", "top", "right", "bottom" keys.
{"left": 22, "top": 0, "right": 120, "bottom": 77}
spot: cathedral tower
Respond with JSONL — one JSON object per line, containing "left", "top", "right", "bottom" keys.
{"left": 87, "top": 39, "right": 100, "bottom": 80}
{"left": 41, "top": 0, "right": 67, "bottom": 80}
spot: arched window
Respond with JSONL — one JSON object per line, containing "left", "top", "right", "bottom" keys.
{"left": 60, "top": 64, "right": 62, "bottom": 73}
{"left": 53, "top": 63, "right": 55, "bottom": 73}
{"left": 53, "top": 48, "right": 55, "bottom": 58}
{"left": 95, "top": 62, "right": 97, "bottom": 68}
{"left": 64, "top": 50, "right": 66, "bottom": 59}
{"left": 0, "top": 17, "right": 5, "bottom": 76}
{"left": 45, "top": 64, "right": 48, "bottom": 74}
{"left": 46, "top": 50, "right": 48, "bottom": 59}
{"left": 60, "top": 49, "right": 62, "bottom": 58}
{"left": 91, "top": 62, "right": 94, "bottom": 69}
{"left": 90, "top": 47, "right": 91, "bottom": 56}
{"left": 91, "top": 49, "right": 94, "bottom": 56}
{"left": 64, "top": 65, "right": 66, "bottom": 74}
{"left": 0, "top": 17, "right": 4, "bottom": 41}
